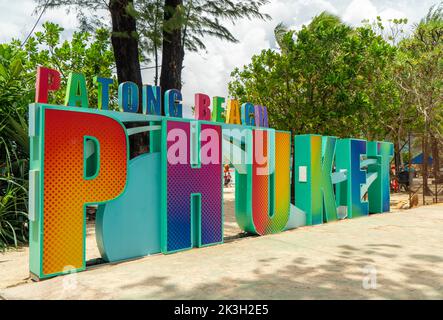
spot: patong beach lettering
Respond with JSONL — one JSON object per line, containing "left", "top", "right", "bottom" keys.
{"left": 28, "top": 66, "right": 393, "bottom": 279}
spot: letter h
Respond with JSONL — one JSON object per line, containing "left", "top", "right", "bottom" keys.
{"left": 161, "top": 120, "right": 223, "bottom": 253}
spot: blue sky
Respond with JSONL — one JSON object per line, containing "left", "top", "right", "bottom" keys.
{"left": 0, "top": 0, "right": 438, "bottom": 116}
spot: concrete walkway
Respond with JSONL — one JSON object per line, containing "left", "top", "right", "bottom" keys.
{"left": 1, "top": 204, "right": 442, "bottom": 300}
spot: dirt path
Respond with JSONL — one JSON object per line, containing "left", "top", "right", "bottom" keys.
{"left": 1, "top": 202, "right": 442, "bottom": 299}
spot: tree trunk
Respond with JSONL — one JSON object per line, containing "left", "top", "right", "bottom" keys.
{"left": 160, "top": 0, "right": 184, "bottom": 100}
{"left": 109, "top": 0, "right": 143, "bottom": 92}
{"left": 291, "top": 129, "right": 296, "bottom": 205}
{"left": 422, "top": 133, "right": 431, "bottom": 197}
{"left": 431, "top": 135, "right": 440, "bottom": 180}
{"left": 109, "top": 0, "right": 146, "bottom": 157}
{"left": 153, "top": 0, "right": 161, "bottom": 86}
{"left": 394, "top": 140, "right": 401, "bottom": 175}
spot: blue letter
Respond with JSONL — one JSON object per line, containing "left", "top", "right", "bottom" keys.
{"left": 118, "top": 82, "right": 139, "bottom": 113}
{"left": 142, "top": 85, "right": 162, "bottom": 115}
{"left": 94, "top": 77, "right": 113, "bottom": 110}
{"left": 164, "top": 89, "right": 182, "bottom": 118}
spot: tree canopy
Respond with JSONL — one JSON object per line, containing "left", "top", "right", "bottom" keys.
{"left": 229, "top": 12, "right": 401, "bottom": 140}
{"left": 36, "top": 0, "right": 270, "bottom": 89}
{"left": 229, "top": 4, "right": 442, "bottom": 184}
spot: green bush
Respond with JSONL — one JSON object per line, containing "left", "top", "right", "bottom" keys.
{"left": 0, "top": 136, "right": 28, "bottom": 250}
{"left": 0, "top": 22, "right": 116, "bottom": 249}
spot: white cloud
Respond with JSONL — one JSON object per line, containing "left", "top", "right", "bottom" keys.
{"left": 343, "top": 0, "right": 378, "bottom": 25}
{"left": 45, "top": 8, "right": 80, "bottom": 32}
{"left": 152, "top": 0, "right": 343, "bottom": 117}
{"left": 0, "top": 0, "right": 436, "bottom": 118}
{"left": 179, "top": 26, "right": 270, "bottom": 117}
{"left": 301, "top": 0, "right": 338, "bottom": 15}
{"left": 379, "top": 7, "right": 407, "bottom": 20}
{"left": 0, "top": 0, "right": 79, "bottom": 43}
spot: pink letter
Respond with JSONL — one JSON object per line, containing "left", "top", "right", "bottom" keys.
{"left": 195, "top": 93, "right": 211, "bottom": 121}
{"left": 35, "top": 66, "right": 61, "bottom": 103}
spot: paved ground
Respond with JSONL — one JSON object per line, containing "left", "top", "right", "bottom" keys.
{"left": 1, "top": 197, "right": 442, "bottom": 299}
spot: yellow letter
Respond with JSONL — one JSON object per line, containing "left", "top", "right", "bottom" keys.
{"left": 226, "top": 99, "right": 241, "bottom": 125}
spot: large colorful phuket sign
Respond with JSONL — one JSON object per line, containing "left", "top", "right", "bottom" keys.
{"left": 28, "top": 67, "right": 393, "bottom": 279}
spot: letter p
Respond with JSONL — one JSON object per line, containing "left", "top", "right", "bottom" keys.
{"left": 35, "top": 66, "right": 61, "bottom": 103}
{"left": 30, "top": 108, "right": 127, "bottom": 278}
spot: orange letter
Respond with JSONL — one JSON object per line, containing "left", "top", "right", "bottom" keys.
{"left": 33, "top": 108, "right": 127, "bottom": 278}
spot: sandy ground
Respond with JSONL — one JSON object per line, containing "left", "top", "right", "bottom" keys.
{"left": 0, "top": 187, "right": 241, "bottom": 290}
{"left": 0, "top": 189, "right": 442, "bottom": 299}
